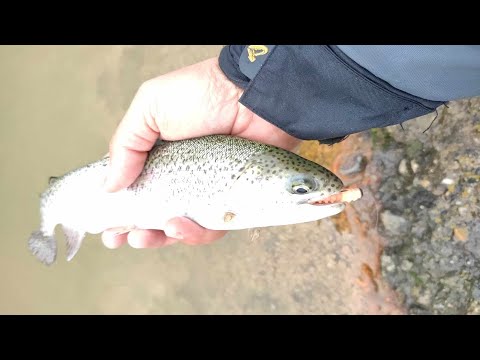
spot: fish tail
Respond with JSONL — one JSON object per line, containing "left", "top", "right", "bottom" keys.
{"left": 28, "top": 230, "right": 57, "bottom": 266}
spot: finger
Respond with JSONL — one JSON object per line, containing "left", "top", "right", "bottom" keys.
{"left": 104, "top": 85, "right": 161, "bottom": 192}
{"left": 164, "top": 217, "right": 227, "bottom": 245}
{"left": 163, "top": 237, "right": 180, "bottom": 246}
{"left": 102, "top": 230, "right": 128, "bottom": 249}
{"left": 127, "top": 229, "right": 169, "bottom": 249}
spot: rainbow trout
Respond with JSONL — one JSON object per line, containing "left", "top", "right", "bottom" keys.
{"left": 28, "top": 135, "right": 362, "bottom": 265}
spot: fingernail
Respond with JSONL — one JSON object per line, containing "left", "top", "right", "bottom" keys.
{"left": 164, "top": 224, "right": 184, "bottom": 240}
{"left": 128, "top": 237, "right": 143, "bottom": 249}
{"left": 103, "top": 239, "right": 116, "bottom": 249}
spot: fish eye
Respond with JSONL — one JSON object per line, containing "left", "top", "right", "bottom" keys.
{"left": 287, "top": 175, "right": 318, "bottom": 195}
{"left": 292, "top": 184, "right": 310, "bottom": 194}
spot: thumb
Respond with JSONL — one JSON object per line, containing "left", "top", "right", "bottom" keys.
{"left": 104, "top": 86, "right": 160, "bottom": 192}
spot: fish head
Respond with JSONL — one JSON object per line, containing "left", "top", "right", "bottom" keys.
{"left": 214, "top": 149, "right": 347, "bottom": 229}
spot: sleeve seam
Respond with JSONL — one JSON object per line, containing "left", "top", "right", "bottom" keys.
{"left": 325, "top": 46, "right": 437, "bottom": 111}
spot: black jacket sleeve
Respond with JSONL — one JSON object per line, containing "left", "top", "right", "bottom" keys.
{"left": 219, "top": 45, "right": 447, "bottom": 144}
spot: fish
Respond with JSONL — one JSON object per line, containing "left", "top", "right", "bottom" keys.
{"left": 28, "top": 135, "right": 362, "bottom": 266}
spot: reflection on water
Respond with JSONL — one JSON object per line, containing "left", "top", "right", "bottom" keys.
{"left": 0, "top": 46, "right": 402, "bottom": 314}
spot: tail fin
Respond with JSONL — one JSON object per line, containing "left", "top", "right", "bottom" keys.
{"left": 28, "top": 231, "right": 57, "bottom": 266}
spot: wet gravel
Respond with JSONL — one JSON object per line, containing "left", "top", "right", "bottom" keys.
{"left": 369, "top": 98, "right": 480, "bottom": 314}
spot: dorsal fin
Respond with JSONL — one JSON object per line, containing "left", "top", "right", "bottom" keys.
{"left": 48, "top": 176, "right": 59, "bottom": 185}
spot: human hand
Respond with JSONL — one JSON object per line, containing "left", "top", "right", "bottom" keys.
{"left": 102, "top": 57, "right": 300, "bottom": 250}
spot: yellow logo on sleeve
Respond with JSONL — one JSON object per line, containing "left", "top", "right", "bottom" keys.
{"left": 247, "top": 45, "right": 269, "bottom": 62}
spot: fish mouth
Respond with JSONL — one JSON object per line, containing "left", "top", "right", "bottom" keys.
{"left": 307, "top": 187, "right": 363, "bottom": 206}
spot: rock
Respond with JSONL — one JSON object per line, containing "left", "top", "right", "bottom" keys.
{"left": 468, "top": 301, "right": 480, "bottom": 315}
{"left": 441, "top": 178, "right": 455, "bottom": 185}
{"left": 432, "top": 185, "right": 447, "bottom": 196}
{"left": 472, "top": 286, "right": 480, "bottom": 301}
{"left": 453, "top": 227, "right": 469, "bottom": 242}
{"left": 411, "top": 223, "right": 428, "bottom": 238}
{"left": 381, "top": 254, "right": 396, "bottom": 273}
{"left": 398, "top": 159, "right": 409, "bottom": 176}
{"left": 410, "top": 160, "right": 420, "bottom": 174}
{"left": 401, "top": 260, "right": 413, "bottom": 271}
{"left": 411, "top": 188, "right": 437, "bottom": 209}
{"left": 417, "top": 290, "right": 432, "bottom": 307}
{"left": 340, "top": 154, "right": 367, "bottom": 176}
{"left": 420, "top": 179, "right": 431, "bottom": 189}
{"left": 381, "top": 211, "right": 410, "bottom": 236}
{"left": 465, "top": 224, "right": 480, "bottom": 257}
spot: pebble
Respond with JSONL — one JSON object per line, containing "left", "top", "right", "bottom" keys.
{"left": 381, "top": 211, "right": 410, "bottom": 236}
{"left": 410, "top": 160, "right": 420, "bottom": 173}
{"left": 442, "top": 178, "right": 455, "bottom": 185}
{"left": 453, "top": 227, "right": 469, "bottom": 242}
{"left": 398, "top": 159, "right": 409, "bottom": 176}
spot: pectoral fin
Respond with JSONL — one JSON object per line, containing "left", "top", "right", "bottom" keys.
{"left": 61, "top": 225, "right": 86, "bottom": 262}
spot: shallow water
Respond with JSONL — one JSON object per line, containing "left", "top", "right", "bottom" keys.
{"left": 0, "top": 45, "right": 401, "bottom": 314}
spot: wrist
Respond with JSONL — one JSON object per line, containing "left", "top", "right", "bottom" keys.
{"left": 205, "top": 57, "right": 254, "bottom": 131}
{"left": 209, "top": 56, "right": 244, "bottom": 102}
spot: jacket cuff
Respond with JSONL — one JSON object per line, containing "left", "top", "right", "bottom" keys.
{"left": 218, "top": 45, "right": 250, "bottom": 89}
{"left": 219, "top": 45, "right": 444, "bottom": 143}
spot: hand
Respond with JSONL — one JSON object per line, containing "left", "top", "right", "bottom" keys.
{"left": 102, "top": 57, "right": 300, "bottom": 250}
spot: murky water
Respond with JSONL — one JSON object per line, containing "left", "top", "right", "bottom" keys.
{"left": 0, "top": 46, "right": 402, "bottom": 314}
